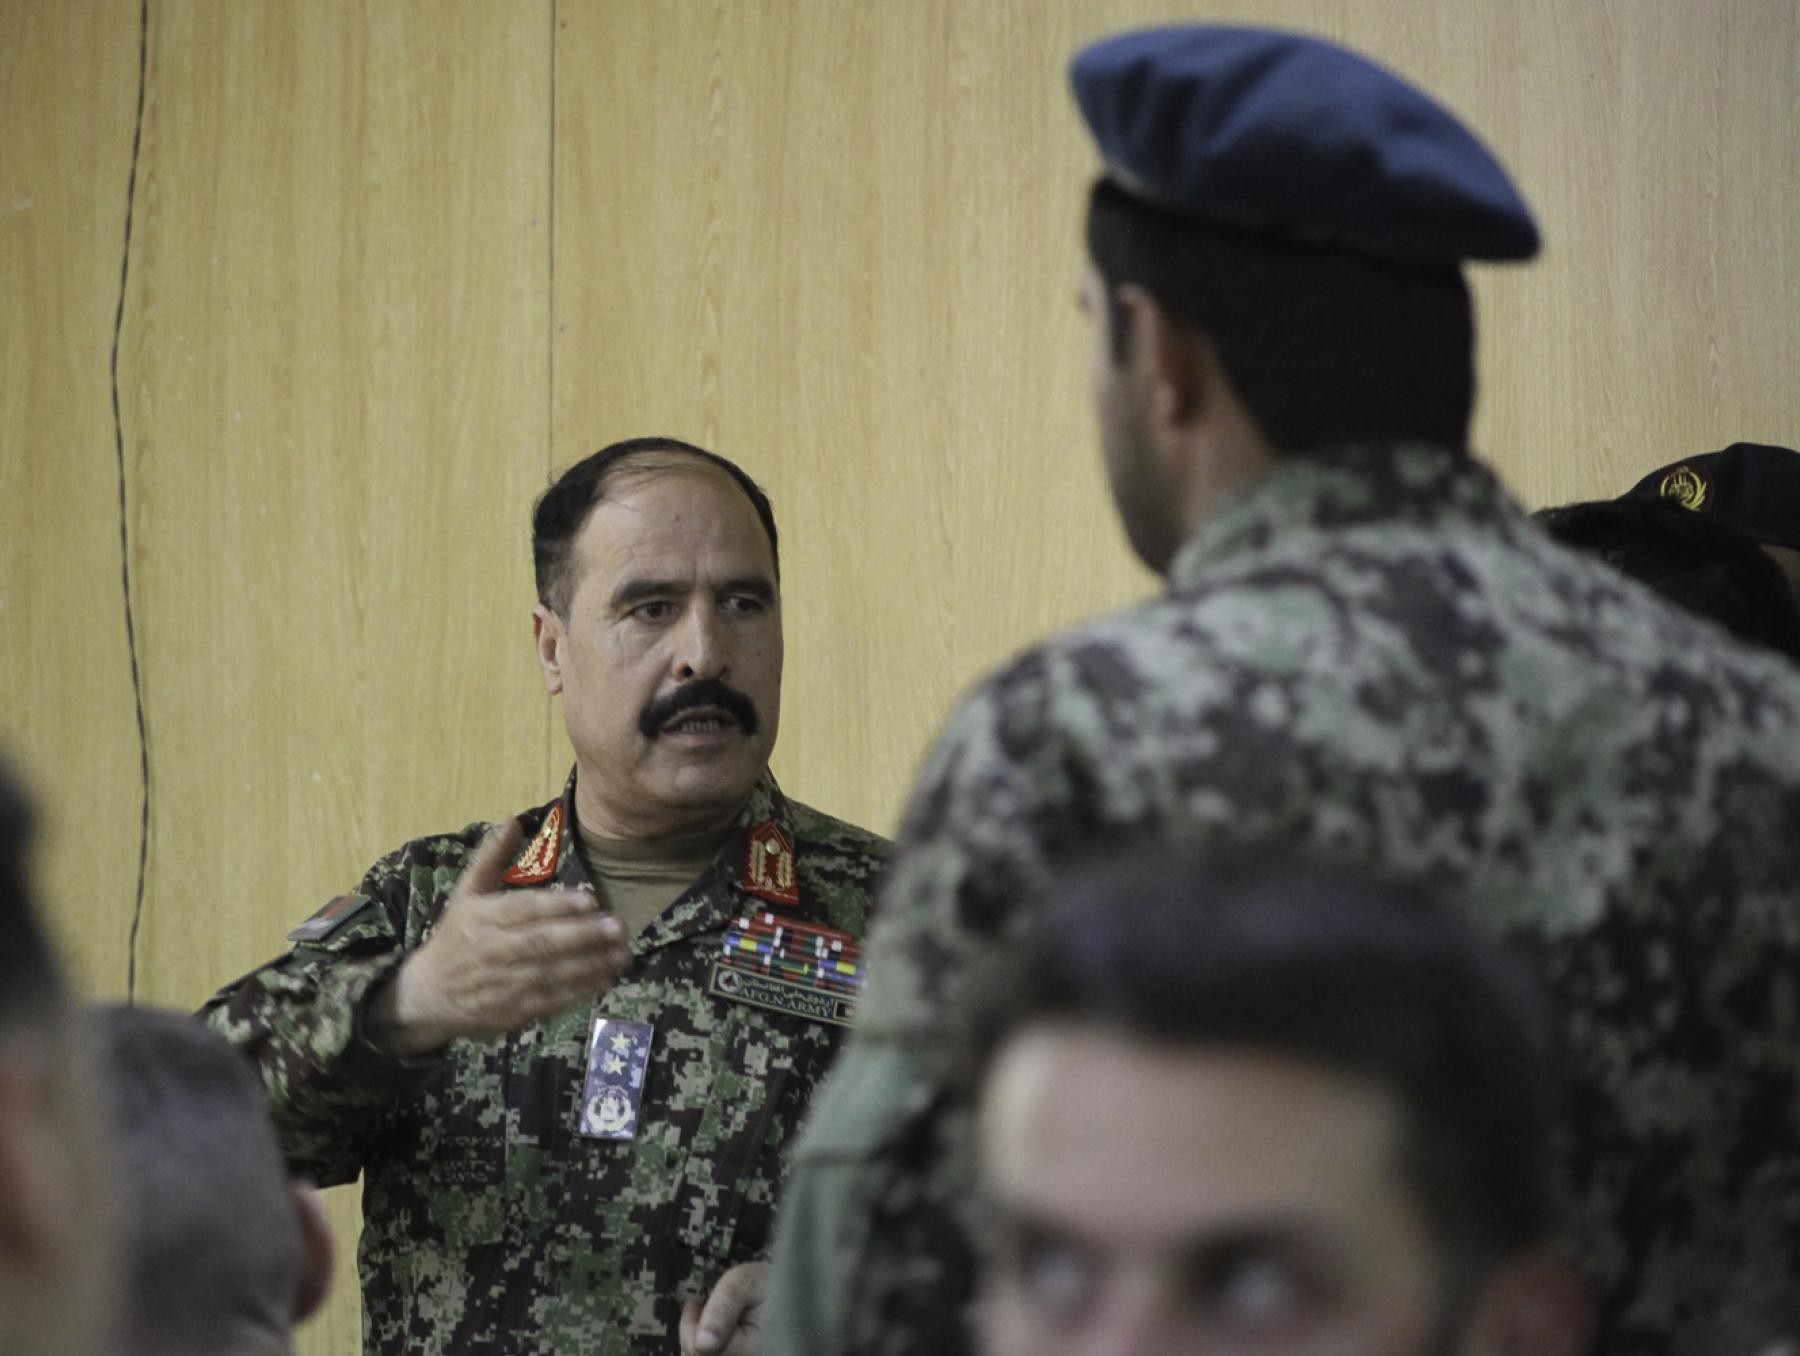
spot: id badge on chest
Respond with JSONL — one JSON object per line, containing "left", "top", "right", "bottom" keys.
{"left": 578, "top": 1018, "right": 655, "bottom": 1140}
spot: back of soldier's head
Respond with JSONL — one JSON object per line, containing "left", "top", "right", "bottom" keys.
{"left": 0, "top": 760, "right": 116, "bottom": 1356}
{"left": 1084, "top": 180, "right": 1478, "bottom": 455}
{"left": 0, "top": 763, "right": 62, "bottom": 1032}
{"left": 93, "top": 1005, "right": 316, "bottom": 1356}
{"left": 1071, "top": 27, "right": 1540, "bottom": 457}
{"left": 1537, "top": 498, "right": 1800, "bottom": 660}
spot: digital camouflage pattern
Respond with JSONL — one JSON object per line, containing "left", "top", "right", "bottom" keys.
{"left": 762, "top": 445, "right": 1800, "bottom": 1356}
{"left": 202, "top": 770, "right": 887, "bottom": 1356}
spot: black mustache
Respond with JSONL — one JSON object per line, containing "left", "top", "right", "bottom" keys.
{"left": 639, "top": 679, "right": 760, "bottom": 739}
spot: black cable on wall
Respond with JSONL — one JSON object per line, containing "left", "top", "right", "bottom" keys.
{"left": 115, "top": 0, "right": 151, "bottom": 1004}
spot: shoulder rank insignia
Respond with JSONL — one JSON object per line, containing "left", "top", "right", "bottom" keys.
{"left": 743, "top": 820, "right": 800, "bottom": 906}
{"left": 1658, "top": 463, "right": 1711, "bottom": 511}
{"left": 287, "top": 892, "right": 370, "bottom": 943}
{"left": 503, "top": 803, "right": 564, "bottom": 886}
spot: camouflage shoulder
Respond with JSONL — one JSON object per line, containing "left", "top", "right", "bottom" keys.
{"left": 785, "top": 799, "right": 891, "bottom": 936}
{"left": 785, "top": 798, "right": 891, "bottom": 859}
{"left": 388, "top": 798, "right": 569, "bottom": 876}
{"left": 295, "top": 804, "right": 556, "bottom": 946}
{"left": 895, "top": 605, "right": 1211, "bottom": 848}
{"left": 936, "top": 593, "right": 1233, "bottom": 742}
{"left": 339, "top": 819, "right": 487, "bottom": 909}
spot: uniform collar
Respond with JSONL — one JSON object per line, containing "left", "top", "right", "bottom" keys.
{"left": 507, "top": 767, "right": 813, "bottom": 954}
{"left": 1165, "top": 444, "right": 1517, "bottom": 593}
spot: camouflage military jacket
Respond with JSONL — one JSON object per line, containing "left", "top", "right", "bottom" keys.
{"left": 202, "top": 771, "right": 887, "bottom": 1356}
{"left": 762, "top": 445, "right": 1800, "bottom": 1356}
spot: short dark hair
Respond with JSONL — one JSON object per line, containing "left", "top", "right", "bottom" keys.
{"left": 1536, "top": 498, "right": 1800, "bottom": 660}
{"left": 0, "top": 759, "right": 64, "bottom": 1029}
{"left": 532, "top": 436, "right": 780, "bottom": 617}
{"left": 1085, "top": 177, "right": 1476, "bottom": 454}
{"left": 92, "top": 1006, "right": 302, "bottom": 1356}
{"left": 968, "top": 848, "right": 1557, "bottom": 1281}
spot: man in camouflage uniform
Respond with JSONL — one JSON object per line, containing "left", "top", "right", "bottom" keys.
{"left": 760, "top": 27, "right": 1800, "bottom": 1356}
{"left": 204, "top": 437, "right": 888, "bottom": 1356}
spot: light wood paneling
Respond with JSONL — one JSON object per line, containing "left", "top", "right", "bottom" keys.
{"left": 7, "top": 4, "right": 1800, "bottom": 1355}
{"left": 6, "top": 4, "right": 554, "bottom": 1353}
{"left": 556, "top": 2, "right": 1149, "bottom": 836}
{"left": 1464, "top": 0, "right": 1800, "bottom": 504}
{"left": 0, "top": 0, "right": 143, "bottom": 998}
{"left": 123, "top": 0, "right": 553, "bottom": 1011}
{"left": 554, "top": 0, "right": 1800, "bottom": 839}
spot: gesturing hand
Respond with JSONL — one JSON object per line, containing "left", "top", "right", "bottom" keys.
{"left": 680, "top": 1261, "right": 768, "bottom": 1356}
{"left": 368, "top": 819, "right": 631, "bottom": 1056}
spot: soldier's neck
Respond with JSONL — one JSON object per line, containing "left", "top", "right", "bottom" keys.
{"left": 572, "top": 779, "right": 748, "bottom": 844}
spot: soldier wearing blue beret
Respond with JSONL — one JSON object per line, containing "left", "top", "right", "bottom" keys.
{"left": 761, "top": 25, "right": 1800, "bottom": 1356}
{"left": 1068, "top": 24, "right": 1539, "bottom": 267}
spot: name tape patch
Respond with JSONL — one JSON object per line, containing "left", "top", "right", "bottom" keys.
{"left": 708, "top": 962, "right": 857, "bottom": 1028}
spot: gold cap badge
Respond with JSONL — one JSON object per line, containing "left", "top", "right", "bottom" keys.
{"left": 1657, "top": 464, "right": 1710, "bottom": 512}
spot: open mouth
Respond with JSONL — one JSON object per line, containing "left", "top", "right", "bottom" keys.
{"left": 640, "top": 680, "right": 760, "bottom": 739}
{"left": 661, "top": 708, "right": 740, "bottom": 736}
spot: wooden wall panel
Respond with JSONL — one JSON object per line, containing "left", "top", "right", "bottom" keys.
{"left": 123, "top": 0, "right": 553, "bottom": 1013}
{"left": 0, "top": 1, "right": 144, "bottom": 997}
{"left": 6, "top": 3, "right": 1800, "bottom": 1355}
{"left": 1468, "top": 0, "right": 1800, "bottom": 505}
{"left": 6, "top": 4, "right": 553, "bottom": 1353}
{"left": 556, "top": 2, "right": 1150, "bottom": 836}
{"left": 554, "top": 0, "right": 1800, "bottom": 839}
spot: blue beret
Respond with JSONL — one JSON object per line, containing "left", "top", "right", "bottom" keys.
{"left": 1622, "top": 443, "right": 1800, "bottom": 551}
{"left": 1070, "top": 26, "right": 1540, "bottom": 265}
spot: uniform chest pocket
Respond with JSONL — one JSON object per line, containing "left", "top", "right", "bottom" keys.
{"left": 365, "top": 1036, "right": 507, "bottom": 1248}
{"left": 666, "top": 1004, "right": 846, "bottom": 1264}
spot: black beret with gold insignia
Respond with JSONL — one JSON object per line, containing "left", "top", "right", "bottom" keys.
{"left": 1622, "top": 443, "right": 1800, "bottom": 551}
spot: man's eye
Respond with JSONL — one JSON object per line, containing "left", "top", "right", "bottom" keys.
{"left": 1008, "top": 1233, "right": 1097, "bottom": 1322}
{"left": 723, "top": 595, "right": 767, "bottom": 615}
{"left": 631, "top": 601, "right": 675, "bottom": 622}
{"left": 1194, "top": 1250, "right": 1306, "bottom": 1326}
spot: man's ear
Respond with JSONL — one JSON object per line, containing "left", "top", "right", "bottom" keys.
{"left": 1460, "top": 1250, "right": 1594, "bottom": 1356}
{"left": 1115, "top": 283, "right": 1211, "bottom": 433}
{"left": 531, "top": 604, "right": 565, "bottom": 696}
{"left": 289, "top": 1183, "right": 333, "bottom": 1325}
{"left": 0, "top": 1042, "right": 64, "bottom": 1259}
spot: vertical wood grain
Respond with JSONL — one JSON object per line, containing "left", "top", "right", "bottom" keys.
{"left": 0, "top": 0, "right": 144, "bottom": 998}
{"left": 5, "top": 4, "right": 553, "bottom": 1352}
{"left": 121, "top": 1, "right": 553, "bottom": 1014}
{"left": 551, "top": 0, "right": 1800, "bottom": 839}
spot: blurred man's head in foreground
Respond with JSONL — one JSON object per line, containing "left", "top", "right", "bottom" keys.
{"left": 92, "top": 1004, "right": 332, "bottom": 1356}
{"left": 970, "top": 848, "right": 1592, "bottom": 1356}
{"left": 0, "top": 760, "right": 116, "bottom": 1356}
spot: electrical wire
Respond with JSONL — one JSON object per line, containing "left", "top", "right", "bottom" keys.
{"left": 115, "top": 0, "right": 151, "bottom": 1003}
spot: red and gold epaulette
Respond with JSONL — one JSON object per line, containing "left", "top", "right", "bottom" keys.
{"left": 742, "top": 820, "right": 800, "bottom": 907}
{"left": 503, "top": 803, "right": 564, "bottom": 885}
